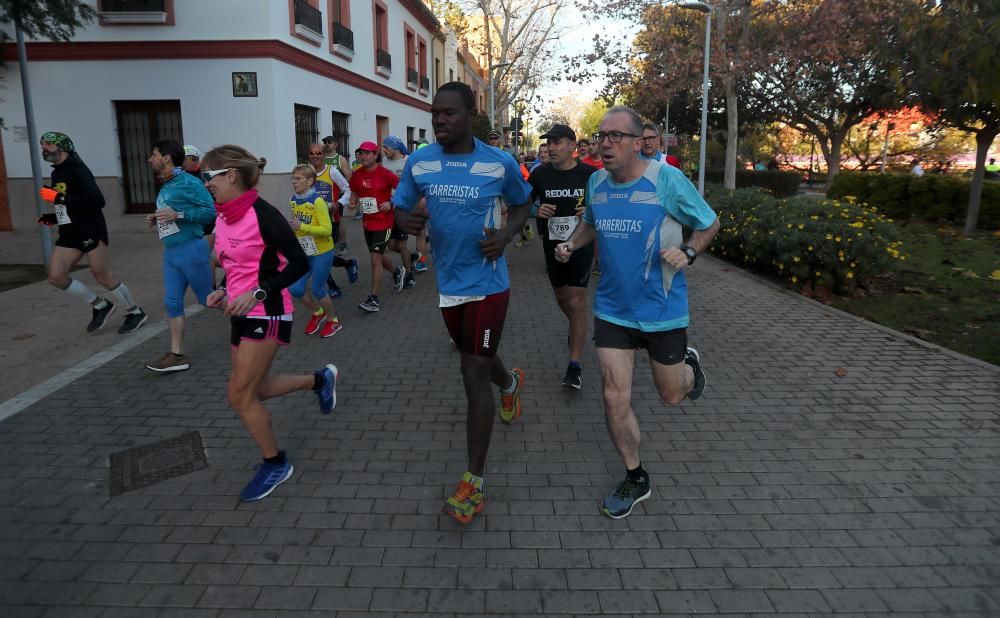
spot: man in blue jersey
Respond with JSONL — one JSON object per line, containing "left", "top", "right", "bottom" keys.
{"left": 555, "top": 105, "right": 720, "bottom": 519}
{"left": 640, "top": 121, "right": 666, "bottom": 162}
{"left": 394, "top": 82, "right": 532, "bottom": 524}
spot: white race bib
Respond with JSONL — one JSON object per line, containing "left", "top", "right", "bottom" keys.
{"left": 55, "top": 204, "right": 71, "bottom": 225}
{"left": 360, "top": 197, "right": 379, "bottom": 214}
{"left": 548, "top": 216, "right": 578, "bottom": 241}
{"left": 157, "top": 218, "right": 181, "bottom": 239}
{"left": 298, "top": 235, "right": 319, "bottom": 256}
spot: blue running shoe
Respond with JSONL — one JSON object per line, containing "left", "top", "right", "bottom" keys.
{"left": 327, "top": 279, "right": 342, "bottom": 298}
{"left": 601, "top": 475, "right": 651, "bottom": 519}
{"left": 346, "top": 257, "right": 359, "bottom": 284}
{"left": 240, "top": 455, "right": 294, "bottom": 502}
{"left": 316, "top": 363, "right": 339, "bottom": 414}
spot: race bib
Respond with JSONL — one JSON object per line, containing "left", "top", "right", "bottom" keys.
{"left": 360, "top": 197, "right": 379, "bottom": 214}
{"left": 548, "top": 216, "right": 578, "bottom": 241}
{"left": 298, "top": 235, "right": 319, "bottom": 256}
{"left": 55, "top": 204, "right": 71, "bottom": 225}
{"left": 157, "top": 218, "right": 181, "bottom": 239}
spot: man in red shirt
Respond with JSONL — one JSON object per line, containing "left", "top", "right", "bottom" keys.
{"left": 348, "top": 141, "right": 407, "bottom": 312}
{"left": 579, "top": 136, "right": 604, "bottom": 169}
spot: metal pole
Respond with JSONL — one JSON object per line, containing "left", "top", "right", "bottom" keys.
{"left": 489, "top": 75, "right": 496, "bottom": 130}
{"left": 697, "top": 11, "right": 711, "bottom": 195}
{"left": 17, "top": 23, "right": 53, "bottom": 267}
{"left": 880, "top": 122, "right": 890, "bottom": 173}
{"left": 664, "top": 101, "right": 670, "bottom": 156}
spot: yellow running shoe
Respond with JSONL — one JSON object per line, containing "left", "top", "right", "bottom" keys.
{"left": 442, "top": 472, "right": 485, "bottom": 523}
{"left": 498, "top": 368, "right": 524, "bottom": 425}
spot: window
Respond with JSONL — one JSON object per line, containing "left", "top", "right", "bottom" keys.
{"left": 407, "top": 126, "right": 415, "bottom": 152}
{"left": 449, "top": 68, "right": 454, "bottom": 82}
{"left": 419, "top": 128, "right": 427, "bottom": 145}
{"left": 291, "top": 0, "right": 323, "bottom": 45}
{"left": 418, "top": 38, "right": 428, "bottom": 92}
{"left": 114, "top": 100, "right": 182, "bottom": 213}
{"left": 98, "top": 0, "right": 173, "bottom": 25}
{"left": 329, "top": 0, "right": 353, "bottom": 56}
{"left": 376, "top": 116, "right": 390, "bottom": 150}
{"left": 435, "top": 58, "right": 441, "bottom": 91}
{"left": 331, "top": 111, "right": 350, "bottom": 156}
{"left": 374, "top": 1, "right": 390, "bottom": 76}
{"left": 404, "top": 27, "right": 417, "bottom": 89}
{"left": 294, "top": 104, "right": 319, "bottom": 164}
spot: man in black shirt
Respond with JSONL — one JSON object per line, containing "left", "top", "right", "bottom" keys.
{"left": 528, "top": 124, "right": 599, "bottom": 389}
{"left": 38, "top": 132, "right": 147, "bottom": 334}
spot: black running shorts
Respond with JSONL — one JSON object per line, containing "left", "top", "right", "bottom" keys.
{"left": 364, "top": 229, "right": 392, "bottom": 254}
{"left": 230, "top": 316, "right": 292, "bottom": 347}
{"left": 441, "top": 290, "right": 510, "bottom": 357}
{"left": 55, "top": 225, "right": 109, "bottom": 254}
{"left": 390, "top": 225, "right": 408, "bottom": 242}
{"left": 542, "top": 239, "right": 594, "bottom": 288}
{"left": 593, "top": 318, "right": 687, "bottom": 365}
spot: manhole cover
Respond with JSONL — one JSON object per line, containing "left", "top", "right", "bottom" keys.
{"left": 109, "top": 431, "right": 208, "bottom": 496}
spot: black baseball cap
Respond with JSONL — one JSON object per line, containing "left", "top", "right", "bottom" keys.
{"left": 322, "top": 135, "right": 336, "bottom": 144}
{"left": 487, "top": 129, "right": 502, "bottom": 138}
{"left": 540, "top": 123, "right": 576, "bottom": 142}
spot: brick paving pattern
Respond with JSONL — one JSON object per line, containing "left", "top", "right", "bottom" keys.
{"left": 1, "top": 241, "right": 998, "bottom": 616}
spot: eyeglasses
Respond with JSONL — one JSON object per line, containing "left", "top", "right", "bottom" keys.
{"left": 308, "top": 151, "right": 323, "bottom": 156}
{"left": 200, "top": 168, "right": 231, "bottom": 182}
{"left": 641, "top": 135, "right": 660, "bottom": 143}
{"left": 593, "top": 131, "right": 640, "bottom": 144}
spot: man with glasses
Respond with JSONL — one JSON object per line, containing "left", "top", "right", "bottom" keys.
{"left": 554, "top": 106, "right": 720, "bottom": 519}
{"left": 640, "top": 121, "right": 666, "bottom": 162}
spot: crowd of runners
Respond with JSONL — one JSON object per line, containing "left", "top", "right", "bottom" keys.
{"left": 35, "top": 81, "right": 719, "bottom": 520}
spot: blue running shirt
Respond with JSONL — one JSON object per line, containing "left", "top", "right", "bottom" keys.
{"left": 583, "top": 161, "right": 717, "bottom": 332}
{"left": 393, "top": 139, "right": 533, "bottom": 297}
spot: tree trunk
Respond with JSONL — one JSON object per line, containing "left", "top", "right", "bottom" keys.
{"left": 825, "top": 131, "right": 844, "bottom": 182}
{"left": 724, "top": 75, "right": 738, "bottom": 191}
{"left": 964, "top": 128, "right": 996, "bottom": 237}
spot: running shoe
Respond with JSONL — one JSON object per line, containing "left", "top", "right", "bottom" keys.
{"left": 410, "top": 251, "right": 421, "bottom": 266}
{"left": 345, "top": 257, "right": 359, "bottom": 284}
{"left": 562, "top": 363, "right": 582, "bottom": 390}
{"left": 524, "top": 224, "right": 535, "bottom": 241}
{"left": 498, "top": 368, "right": 525, "bottom": 425}
{"left": 315, "top": 363, "right": 338, "bottom": 414}
{"left": 304, "top": 312, "right": 327, "bottom": 335}
{"left": 87, "top": 299, "right": 116, "bottom": 333}
{"left": 327, "top": 280, "right": 343, "bottom": 298}
{"left": 353, "top": 210, "right": 363, "bottom": 221}
{"left": 685, "top": 347, "right": 706, "bottom": 400}
{"left": 514, "top": 238, "right": 530, "bottom": 248}
{"left": 240, "top": 455, "right": 294, "bottom": 502}
{"left": 320, "top": 319, "right": 343, "bottom": 338}
{"left": 336, "top": 243, "right": 351, "bottom": 257}
{"left": 413, "top": 255, "right": 429, "bottom": 273}
{"left": 118, "top": 308, "right": 147, "bottom": 334}
{"left": 402, "top": 273, "right": 416, "bottom": 290}
{"left": 358, "top": 295, "right": 381, "bottom": 312}
{"left": 601, "top": 475, "right": 651, "bottom": 519}
{"left": 442, "top": 472, "right": 485, "bottom": 524}
{"left": 145, "top": 352, "right": 190, "bottom": 373}
{"left": 392, "top": 266, "right": 405, "bottom": 292}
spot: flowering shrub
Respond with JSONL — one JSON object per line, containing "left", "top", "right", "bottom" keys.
{"left": 707, "top": 187, "right": 905, "bottom": 294}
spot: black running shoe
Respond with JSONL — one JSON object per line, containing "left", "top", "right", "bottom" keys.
{"left": 87, "top": 300, "right": 116, "bottom": 333}
{"left": 402, "top": 273, "right": 416, "bottom": 290}
{"left": 562, "top": 363, "right": 582, "bottom": 390}
{"left": 685, "top": 347, "right": 706, "bottom": 400}
{"left": 118, "top": 308, "right": 148, "bottom": 334}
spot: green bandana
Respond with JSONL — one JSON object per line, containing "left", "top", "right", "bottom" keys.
{"left": 41, "top": 132, "right": 75, "bottom": 152}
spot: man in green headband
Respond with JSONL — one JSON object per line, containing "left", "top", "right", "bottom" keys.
{"left": 38, "top": 131, "right": 147, "bottom": 334}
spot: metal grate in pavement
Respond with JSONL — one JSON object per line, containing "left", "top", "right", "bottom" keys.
{"left": 109, "top": 431, "right": 208, "bottom": 496}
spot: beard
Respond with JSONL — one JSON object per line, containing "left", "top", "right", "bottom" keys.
{"left": 42, "top": 150, "right": 61, "bottom": 163}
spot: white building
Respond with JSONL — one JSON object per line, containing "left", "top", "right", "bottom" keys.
{"left": 0, "top": 0, "right": 440, "bottom": 231}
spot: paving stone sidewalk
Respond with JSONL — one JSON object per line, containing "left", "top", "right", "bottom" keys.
{"left": 1, "top": 237, "right": 998, "bottom": 617}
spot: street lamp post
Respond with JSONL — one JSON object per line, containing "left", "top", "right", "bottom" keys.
{"left": 680, "top": 1, "right": 713, "bottom": 195}
{"left": 489, "top": 62, "right": 511, "bottom": 131}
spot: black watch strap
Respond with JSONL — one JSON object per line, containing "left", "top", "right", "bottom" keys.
{"left": 680, "top": 244, "right": 697, "bottom": 265}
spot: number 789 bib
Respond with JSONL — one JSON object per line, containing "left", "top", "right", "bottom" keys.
{"left": 547, "top": 216, "right": 578, "bottom": 241}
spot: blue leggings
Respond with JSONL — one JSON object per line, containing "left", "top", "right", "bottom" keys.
{"left": 163, "top": 237, "right": 213, "bottom": 318}
{"left": 290, "top": 250, "right": 335, "bottom": 299}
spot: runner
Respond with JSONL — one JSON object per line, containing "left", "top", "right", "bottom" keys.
{"left": 306, "top": 144, "right": 358, "bottom": 298}
{"left": 37, "top": 131, "right": 148, "bottom": 335}
{"left": 528, "top": 124, "right": 599, "bottom": 389}
{"left": 321, "top": 135, "right": 353, "bottom": 254}
{"left": 393, "top": 82, "right": 531, "bottom": 524}
{"left": 143, "top": 139, "right": 217, "bottom": 372}
{"left": 381, "top": 136, "right": 416, "bottom": 284}
{"left": 182, "top": 145, "right": 201, "bottom": 176}
{"left": 348, "top": 140, "right": 407, "bottom": 312}
{"left": 200, "top": 144, "right": 339, "bottom": 502}
{"left": 579, "top": 137, "right": 604, "bottom": 169}
{"left": 288, "top": 164, "right": 344, "bottom": 339}
{"left": 529, "top": 142, "right": 549, "bottom": 173}
{"left": 555, "top": 106, "right": 719, "bottom": 519}
{"left": 640, "top": 121, "right": 666, "bottom": 162}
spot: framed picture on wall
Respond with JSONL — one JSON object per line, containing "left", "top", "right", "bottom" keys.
{"left": 232, "top": 72, "right": 258, "bottom": 97}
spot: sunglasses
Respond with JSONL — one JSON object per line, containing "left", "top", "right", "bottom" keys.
{"left": 308, "top": 151, "right": 323, "bottom": 155}
{"left": 200, "top": 168, "right": 231, "bottom": 182}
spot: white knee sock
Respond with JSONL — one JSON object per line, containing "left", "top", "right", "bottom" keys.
{"left": 64, "top": 278, "right": 98, "bottom": 305}
{"left": 109, "top": 282, "right": 137, "bottom": 311}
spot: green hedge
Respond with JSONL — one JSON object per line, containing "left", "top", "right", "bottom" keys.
{"left": 706, "top": 187, "right": 904, "bottom": 294}
{"left": 827, "top": 172, "right": 1000, "bottom": 230}
{"left": 704, "top": 169, "right": 803, "bottom": 197}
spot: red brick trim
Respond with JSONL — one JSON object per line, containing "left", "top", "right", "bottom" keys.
{"left": 3, "top": 40, "right": 431, "bottom": 112}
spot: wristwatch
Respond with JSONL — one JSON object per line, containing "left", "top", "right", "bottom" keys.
{"left": 680, "top": 244, "right": 698, "bottom": 265}
{"left": 252, "top": 287, "right": 267, "bottom": 302}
